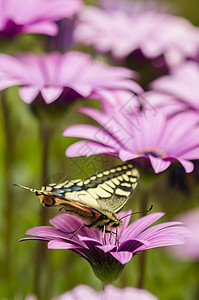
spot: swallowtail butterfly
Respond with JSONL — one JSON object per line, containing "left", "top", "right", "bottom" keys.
{"left": 14, "top": 163, "right": 139, "bottom": 234}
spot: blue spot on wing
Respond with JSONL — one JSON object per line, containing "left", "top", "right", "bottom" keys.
{"left": 72, "top": 185, "right": 83, "bottom": 191}
{"left": 56, "top": 185, "right": 83, "bottom": 194}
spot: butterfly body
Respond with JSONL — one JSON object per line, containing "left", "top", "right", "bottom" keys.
{"left": 14, "top": 163, "right": 139, "bottom": 232}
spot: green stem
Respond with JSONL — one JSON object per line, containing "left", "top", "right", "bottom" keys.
{"left": 137, "top": 188, "right": 150, "bottom": 289}
{"left": 1, "top": 90, "right": 14, "bottom": 279}
{"left": 195, "top": 261, "right": 199, "bottom": 300}
{"left": 33, "top": 123, "right": 53, "bottom": 299}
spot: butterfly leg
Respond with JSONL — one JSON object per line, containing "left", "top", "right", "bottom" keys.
{"left": 102, "top": 225, "right": 106, "bottom": 245}
{"left": 63, "top": 224, "right": 85, "bottom": 239}
{"left": 110, "top": 230, "right": 121, "bottom": 249}
{"left": 70, "top": 225, "right": 85, "bottom": 239}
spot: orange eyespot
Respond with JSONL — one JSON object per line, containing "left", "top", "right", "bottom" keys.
{"left": 38, "top": 195, "right": 55, "bottom": 207}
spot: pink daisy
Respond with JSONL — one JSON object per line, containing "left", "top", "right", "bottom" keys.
{"left": 53, "top": 284, "right": 158, "bottom": 300}
{"left": 169, "top": 208, "right": 199, "bottom": 260}
{"left": 74, "top": 1, "right": 199, "bottom": 66}
{"left": 0, "top": 51, "right": 142, "bottom": 104}
{"left": 0, "top": 0, "right": 82, "bottom": 37}
{"left": 64, "top": 94, "right": 199, "bottom": 173}
{"left": 21, "top": 211, "right": 189, "bottom": 283}
{"left": 151, "top": 61, "right": 199, "bottom": 113}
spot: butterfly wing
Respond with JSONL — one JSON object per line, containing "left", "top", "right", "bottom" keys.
{"left": 80, "top": 163, "right": 139, "bottom": 214}
{"left": 40, "top": 163, "right": 139, "bottom": 214}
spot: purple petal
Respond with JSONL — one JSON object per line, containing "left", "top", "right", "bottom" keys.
{"left": 110, "top": 251, "right": 133, "bottom": 264}
{"left": 78, "top": 236, "right": 102, "bottom": 245}
{"left": 63, "top": 124, "right": 120, "bottom": 149}
{"left": 49, "top": 214, "right": 101, "bottom": 244}
{"left": 149, "top": 156, "right": 171, "bottom": 173}
{"left": 137, "top": 222, "right": 184, "bottom": 240}
{"left": 19, "top": 87, "right": 40, "bottom": 103}
{"left": 26, "top": 226, "right": 81, "bottom": 246}
{"left": 119, "top": 150, "right": 140, "bottom": 161}
{"left": 65, "top": 141, "right": 117, "bottom": 157}
{"left": 96, "top": 244, "right": 116, "bottom": 253}
{"left": 50, "top": 214, "right": 83, "bottom": 233}
{"left": 78, "top": 237, "right": 101, "bottom": 250}
{"left": 53, "top": 285, "right": 98, "bottom": 299}
{"left": 121, "top": 213, "right": 165, "bottom": 242}
{"left": 177, "top": 159, "right": 194, "bottom": 173}
{"left": 181, "top": 148, "right": 199, "bottom": 160}
{"left": 48, "top": 240, "right": 82, "bottom": 250}
{"left": 118, "top": 210, "right": 132, "bottom": 234}
{"left": 41, "top": 87, "right": 63, "bottom": 103}
{"left": 103, "top": 285, "right": 158, "bottom": 300}
{"left": 24, "top": 22, "right": 58, "bottom": 36}
{"left": 20, "top": 237, "right": 49, "bottom": 242}
{"left": 118, "top": 239, "right": 145, "bottom": 252}
{"left": 137, "top": 235, "right": 185, "bottom": 252}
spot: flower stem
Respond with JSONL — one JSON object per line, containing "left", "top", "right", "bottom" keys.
{"left": 1, "top": 90, "right": 14, "bottom": 279}
{"left": 137, "top": 188, "right": 150, "bottom": 289}
{"left": 195, "top": 261, "right": 199, "bottom": 300}
{"left": 33, "top": 123, "right": 54, "bottom": 299}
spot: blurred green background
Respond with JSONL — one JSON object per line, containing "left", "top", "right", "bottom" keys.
{"left": 0, "top": 0, "right": 199, "bottom": 299}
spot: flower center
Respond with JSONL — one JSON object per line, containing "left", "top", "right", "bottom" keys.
{"left": 138, "top": 148, "right": 166, "bottom": 158}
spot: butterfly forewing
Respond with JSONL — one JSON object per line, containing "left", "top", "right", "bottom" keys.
{"left": 40, "top": 163, "right": 139, "bottom": 214}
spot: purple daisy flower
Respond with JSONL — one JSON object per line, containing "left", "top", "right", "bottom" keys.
{"left": 0, "top": 51, "right": 142, "bottom": 104}
{"left": 21, "top": 211, "right": 189, "bottom": 283}
{"left": 25, "top": 295, "right": 37, "bottom": 300}
{"left": 53, "top": 284, "right": 158, "bottom": 300}
{"left": 140, "top": 91, "right": 190, "bottom": 117}
{"left": 0, "top": 0, "right": 82, "bottom": 37}
{"left": 169, "top": 208, "right": 199, "bottom": 260}
{"left": 151, "top": 61, "right": 199, "bottom": 113}
{"left": 74, "top": 1, "right": 199, "bottom": 66}
{"left": 63, "top": 96, "right": 199, "bottom": 173}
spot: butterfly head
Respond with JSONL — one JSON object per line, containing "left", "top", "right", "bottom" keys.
{"left": 105, "top": 219, "right": 122, "bottom": 232}
{"left": 94, "top": 211, "right": 122, "bottom": 232}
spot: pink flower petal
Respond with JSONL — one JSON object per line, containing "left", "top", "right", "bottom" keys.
{"left": 23, "top": 21, "right": 58, "bottom": 35}
{"left": 63, "top": 124, "right": 120, "bottom": 149}
{"left": 137, "top": 235, "right": 185, "bottom": 252}
{"left": 41, "top": 87, "right": 63, "bottom": 103}
{"left": 65, "top": 141, "right": 117, "bottom": 157}
{"left": 110, "top": 251, "right": 133, "bottom": 265}
{"left": 19, "top": 87, "right": 40, "bottom": 103}
{"left": 149, "top": 156, "right": 171, "bottom": 173}
{"left": 97, "top": 244, "right": 116, "bottom": 253}
{"left": 48, "top": 240, "right": 82, "bottom": 250}
{"left": 177, "top": 159, "right": 194, "bottom": 173}
{"left": 119, "top": 149, "right": 140, "bottom": 161}
{"left": 121, "top": 213, "right": 165, "bottom": 242}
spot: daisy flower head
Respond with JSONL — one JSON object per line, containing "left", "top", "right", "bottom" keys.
{"left": 64, "top": 92, "right": 199, "bottom": 173}
{"left": 25, "top": 295, "right": 37, "bottom": 300}
{"left": 169, "top": 208, "right": 199, "bottom": 260}
{"left": 0, "top": 51, "right": 142, "bottom": 105}
{"left": 139, "top": 91, "right": 194, "bottom": 118}
{"left": 53, "top": 284, "right": 158, "bottom": 300}
{"left": 151, "top": 61, "right": 199, "bottom": 113}
{"left": 0, "top": 0, "right": 82, "bottom": 37}
{"left": 21, "top": 211, "right": 189, "bottom": 284}
{"left": 74, "top": 0, "right": 199, "bottom": 66}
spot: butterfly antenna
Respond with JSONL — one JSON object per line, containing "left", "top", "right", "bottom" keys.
{"left": 119, "top": 205, "right": 153, "bottom": 221}
{"left": 13, "top": 183, "right": 36, "bottom": 193}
